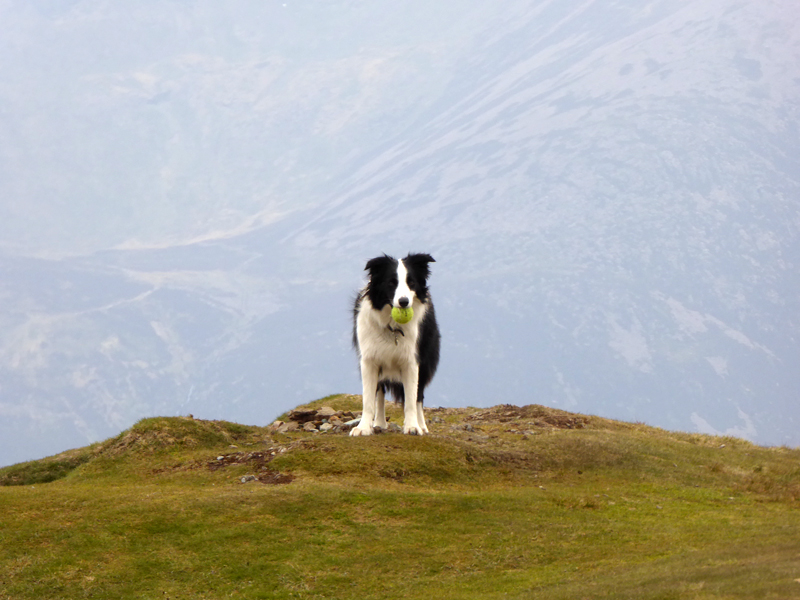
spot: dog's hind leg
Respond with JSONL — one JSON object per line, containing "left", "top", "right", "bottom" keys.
{"left": 374, "top": 384, "right": 388, "bottom": 429}
{"left": 351, "top": 361, "right": 379, "bottom": 437}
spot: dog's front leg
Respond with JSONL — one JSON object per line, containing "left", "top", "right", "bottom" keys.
{"left": 416, "top": 402, "right": 429, "bottom": 434}
{"left": 374, "top": 386, "right": 388, "bottom": 429}
{"left": 351, "top": 360, "right": 379, "bottom": 437}
{"left": 401, "top": 365, "right": 424, "bottom": 435}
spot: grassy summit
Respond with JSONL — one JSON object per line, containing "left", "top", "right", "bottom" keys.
{"left": 1, "top": 394, "right": 798, "bottom": 599}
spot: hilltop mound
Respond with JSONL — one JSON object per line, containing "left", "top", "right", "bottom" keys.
{"left": 3, "top": 394, "right": 797, "bottom": 502}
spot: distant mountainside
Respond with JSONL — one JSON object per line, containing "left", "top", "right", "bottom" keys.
{"left": 1, "top": 0, "right": 798, "bottom": 466}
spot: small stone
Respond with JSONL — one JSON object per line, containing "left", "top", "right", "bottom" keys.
{"left": 302, "top": 422, "right": 318, "bottom": 432}
{"left": 241, "top": 475, "right": 257, "bottom": 483}
{"left": 268, "top": 420, "right": 284, "bottom": 432}
{"left": 319, "top": 423, "right": 334, "bottom": 432}
{"left": 387, "top": 423, "right": 402, "bottom": 433}
{"left": 316, "top": 406, "right": 337, "bottom": 418}
{"left": 216, "top": 456, "right": 224, "bottom": 461}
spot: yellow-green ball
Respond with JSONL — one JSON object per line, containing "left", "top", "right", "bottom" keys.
{"left": 391, "top": 306, "right": 414, "bottom": 324}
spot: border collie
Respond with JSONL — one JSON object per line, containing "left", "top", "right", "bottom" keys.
{"left": 351, "top": 253, "right": 440, "bottom": 436}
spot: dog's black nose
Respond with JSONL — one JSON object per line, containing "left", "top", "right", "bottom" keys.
{"left": 398, "top": 297, "right": 409, "bottom": 308}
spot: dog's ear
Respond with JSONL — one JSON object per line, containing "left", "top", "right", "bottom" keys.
{"left": 364, "top": 254, "right": 396, "bottom": 277}
{"left": 404, "top": 253, "right": 435, "bottom": 279}
{"left": 406, "top": 253, "right": 435, "bottom": 264}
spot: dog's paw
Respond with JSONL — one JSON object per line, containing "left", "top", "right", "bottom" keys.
{"left": 350, "top": 426, "right": 373, "bottom": 437}
{"left": 374, "top": 419, "right": 388, "bottom": 430}
{"left": 403, "top": 425, "right": 425, "bottom": 436}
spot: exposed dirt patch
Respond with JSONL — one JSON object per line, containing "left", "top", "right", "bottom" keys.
{"left": 205, "top": 445, "right": 308, "bottom": 484}
{"left": 258, "top": 471, "right": 294, "bottom": 485}
{"left": 207, "top": 451, "right": 272, "bottom": 471}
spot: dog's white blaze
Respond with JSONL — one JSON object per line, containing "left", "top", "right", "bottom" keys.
{"left": 393, "top": 258, "right": 414, "bottom": 307}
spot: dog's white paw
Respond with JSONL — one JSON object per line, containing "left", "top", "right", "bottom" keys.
{"left": 350, "top": 425, "right": 373, "bottom": 437}
{"left": 374, "top": 419, "right": 388, "bottom": 430}
{"left": 403, "top": 425, "right": 425, "bottom": 436}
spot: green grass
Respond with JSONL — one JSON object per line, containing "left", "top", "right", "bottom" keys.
{"left": 1, "top": 395, "right": 799, "bottom": 599}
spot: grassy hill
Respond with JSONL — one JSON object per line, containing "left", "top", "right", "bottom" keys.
{"left": 2, "top": 394, "right": 799, "bottom": 599}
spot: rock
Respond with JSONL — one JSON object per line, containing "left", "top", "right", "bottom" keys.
{"left": 268, "top": 420, "right": 284, "bottom": 432}
{"left": 319, "top": 423, "right": 334, "bottom": 432}
{"left": 276, "top": 421, "right": 299, "bottom": 434}
{"left": 334, "top": 418, "right": 361, "bottom": 433}
{"left": 316, "top": 406, "right": 337, "bottom": 418}
{"left": 288, "top": 408, "right": 318, "bottom": 423}
{"left": 241, "top": 475, "right": 257, "bottom": 483}
{"left": 387, "top": 423, "right": 402, "bottom": 433}
{"left": 302, "top": 422, "right": 318, "bottom": 432}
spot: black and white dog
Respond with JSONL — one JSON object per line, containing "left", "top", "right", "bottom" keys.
{"left": 351, "top": 253, "right": 440, "bottom": 436}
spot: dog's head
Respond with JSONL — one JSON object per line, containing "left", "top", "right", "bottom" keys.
{"left": 364, "top": 253, "right": 435, "bottom": 310}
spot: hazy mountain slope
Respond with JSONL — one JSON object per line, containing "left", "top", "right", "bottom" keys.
{"left": 0, "top": 0, "right": 495, "bottom": 255}
{"left": 0, "top": 0, "right": 798, "bottom": 466}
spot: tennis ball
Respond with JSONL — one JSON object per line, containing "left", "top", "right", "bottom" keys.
{"left": 391, "top": 306, "right": 414, "bottom": 324}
